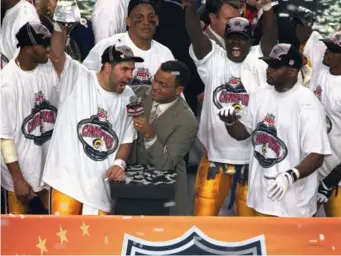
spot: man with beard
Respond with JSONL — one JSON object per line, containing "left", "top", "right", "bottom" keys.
{"left": 182, "top": 0, "right": 278, "bottom": 216}
{"left": 302, "top": 28, "right": 341, "bottom": 217}
{"left": 83, "top": 0, "right": 174, "bottom": 87}
{"left": 1, "top": 0, "right": 39, "bottom": 69}
{"left": 219, "top": 43, "right": 331, "bottom": 217}
{"left": 0, "top": 22, "right": 59, "bottom": 214}
{"left": 42, "top": 20, "right": 143, "bottom": 215}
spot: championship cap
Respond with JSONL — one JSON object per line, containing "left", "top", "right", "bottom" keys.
{"left": 101, "top": 45, "right": 144, "bottom": 65}
{"left": 320, "top": 31, "right": 341, "bottom": 53}
{"left": 259, "top": 43, "right": 303, "bottom": 69}
{"left": 16, "top": 22, "right": 51, "bottom": 48}
{"left": 225, "top": 17, "right": 253, "bottom": 39}
{"left": 128, "top": 0, "right": 156, "bottom": 16}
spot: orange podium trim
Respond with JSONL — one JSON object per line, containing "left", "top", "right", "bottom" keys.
{"left": 1, "top": 215, "right": 341, "bottom": 255}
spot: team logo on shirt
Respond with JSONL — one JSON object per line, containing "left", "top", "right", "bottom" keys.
{"left": 122, "top": 226, "right": 266, "bottom": 255}
{"left": 130, "top": 67, "right": 152, "bottom": 85}
{"left": 77, "top": 107, "right": 119, "bottom": 161}
{"left": 213, "top": 77, "right": 249, "bottom": 109}
{"left": 21, "top": 91, "right": 57, "bottom": 146}
{"left": 251, "top": 113, "right": 288, "bottom": 168}
{"left": 314, "top": 85, "right": 333, "bottom": 134}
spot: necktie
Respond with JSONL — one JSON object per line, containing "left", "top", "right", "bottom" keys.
{"left": 149, "top": 103, "right": 159, "bottom": 123}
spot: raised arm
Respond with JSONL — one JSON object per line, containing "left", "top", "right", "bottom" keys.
{"left": 182, "top": 0, "right": 212, "bottom": 60}
{"left": 49, "top": 23, "right": 68, "bottom": 77}
{"left": 259, "top": 0, "right": 278, "bottom": 56}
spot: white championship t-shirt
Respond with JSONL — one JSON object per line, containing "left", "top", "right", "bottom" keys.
{"left": 42, "top": 56, "right": 137, "bottom": 212}
{"left": 239, "top": 82, "right": 331, "bottom": 217}
{"left": 304, "top": 31, "right": 341, "bottom": 185}
{"left": 0, "top": 0, "right": 39, "bottom": 69}
{"left": 92, "top": 0, "right": 129, "bottom": 43}
{"left": 189, "top": 40, "right": 268, "bottom": 164}
{"left": 83, "top": 32, "right": 175, "bottom": 85}
{"left": 0, "top": 60, "right": 59, "bottom": 192}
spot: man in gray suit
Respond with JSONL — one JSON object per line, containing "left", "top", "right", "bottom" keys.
{"left": 129, "top": 60, "right": 198, "bottom": 215}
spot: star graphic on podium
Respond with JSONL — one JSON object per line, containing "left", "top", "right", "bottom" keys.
{"left": 80, "top": 221, "right": 90, "bottom": 236}
{"left": 57, "top": 225, "right": 68, "bottom": 244}
{"left": 36, "top": 236, "right": 48, "bottom": 255}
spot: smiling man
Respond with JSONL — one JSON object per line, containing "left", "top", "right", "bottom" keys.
{"left": 182, "top": 0, "right": 278, "bottom": 216}
{"left": 83, "top": 0, "right": 174, "bottom": 86}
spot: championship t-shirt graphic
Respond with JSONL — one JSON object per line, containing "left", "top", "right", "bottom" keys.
{"left": 251, "top": 113, "right": 288, "bottom": 168}
{"left": 130, "top": 67, "right": 152, "bottom": 85}
{"left": 314, "top": 85, "right": 332, "bottom": 134}
{"left": 77, "top": 107, "right": 119, "bottom": 161}
{"left": 213, "top": 77, "right": 249, "bottom": 109}
{"left": 21, "top": 91, "right": 57, "bottom": 146}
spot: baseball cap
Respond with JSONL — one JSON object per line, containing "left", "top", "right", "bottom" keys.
{"left": 259, "top": 43, "right": 303, "bottom": 69}
{"left": 128, "top": 0, "right": 156, "bottom": 16}
{"left": 225, "top": 17, "right": 252, "bottom": 39}
{"left": 101, "top": 45, "right": 144, "bottom": 65}
{"left": 16, "top": 22, "right": 51, "bottom": 48}
{"left": 320, "top": 31, "right": 341, "bottom": 53}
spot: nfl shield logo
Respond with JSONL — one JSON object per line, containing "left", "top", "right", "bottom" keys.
{"left": 121, "top": 226, "right": 267, "bottom": 255}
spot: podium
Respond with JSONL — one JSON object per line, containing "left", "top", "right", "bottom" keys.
{"left": 110, "top": 165, "right": 176, "bottom": 216}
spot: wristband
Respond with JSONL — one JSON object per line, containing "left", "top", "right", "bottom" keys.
{"left": 224, "top": 120, "right": 238, "bottom": 127}
{"left": 288, "top": 168, "right": 300, "bottom": 182}
{"left": 53, "top": 22, "right": 63, "bottom": 32}
{"left": 261, "top": 2, "right": 272, "bottom": 11}
{"left": 1, "top": 139, "right": 18, "bottom": 163}
{"left": 113, "top": 159, "right": 126, "bottom": 170}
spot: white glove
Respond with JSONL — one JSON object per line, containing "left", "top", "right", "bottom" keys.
{"left": 316, "top": 181, "right": 332, "bottom": 204}
{"left": 218, "top": 103, "right": 243, "bottom": 125}
{"left": 267, "top": 170, "right": 297, "bottom": 201}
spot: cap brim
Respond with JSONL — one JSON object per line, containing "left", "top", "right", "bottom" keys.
{"left": 259, "top": 56, "right": 286, "bottom": 68}
{"left": 320, "top": 38, "right": 341, "bottom": 53}
{"left": 122, "top": 56, "right": 144, "bottom": 63}
{"left": 225, "top": 31, "right": 251, "bottom": 39}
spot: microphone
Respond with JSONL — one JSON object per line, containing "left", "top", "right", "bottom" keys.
{"left": 126, "top": 95, "right": 144, "bottom": 117}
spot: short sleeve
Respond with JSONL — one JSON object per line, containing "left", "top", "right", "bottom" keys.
{"left": 303, "top": 31, "right": 326, "bottom": 70}
{"left": 189, "top": 40, "right": 225, "bottom": 86}
{"left": 299, "top": 104, "right": 332, "bottom": 156}
{"left": 0, "top": 81, "right": 17, "bottom": 139}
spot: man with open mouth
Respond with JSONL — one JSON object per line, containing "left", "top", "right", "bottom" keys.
{"left": 182, "top": 0, "right": 278, "bottom": 216}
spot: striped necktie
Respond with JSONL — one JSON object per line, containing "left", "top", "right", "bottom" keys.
{"left": 149, "top": 103, "right": 160, "bottom": 123}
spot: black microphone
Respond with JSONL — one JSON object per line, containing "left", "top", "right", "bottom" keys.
{"left": 126, "top": 96, "right": 144, "bottom": 117}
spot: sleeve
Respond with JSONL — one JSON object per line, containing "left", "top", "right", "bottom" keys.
{"left": 92, "top": 0, "right": 127, "bottom": 43}
{"left": 303, "top": 31, "right": 326, "bottom": 70}
{"left": 121, "top": 116, "right": 137, "bottom": 144}
{"left": 299, "top": 103, "right": 332, "bottom": 156}
{"left": 188, "top": 39, "right": 223, "bottom": 86}
{"left": 0, "top": 81, "right": 17, "bottom": 140}
{"left": 145, "top": 113, "right": 199, "bottom": 171}
{"left": 239, "top": 92, "right": 256, "bottom": 133}
{"left": 82, "top": 38, "right": 112, "bottom": 71}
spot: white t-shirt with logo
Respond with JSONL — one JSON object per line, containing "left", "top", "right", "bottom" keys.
{"left": 304, "top": 31, "right": 341, "bottom": 185}
{"left": 83, "top": 32, "right": 175, "bottom": 85}
{"left": 42, "top": 56, "right": 137, "bottom": 212}
{"left": 239, "top": 83, "right": 331, "bottom": 217}
{"left": 189, "top": 40, "right": 268, "bottom": 164}
{"left": 0, "top": 60, "right": 59, "bottom": 192}
{"left": 0, "top": 0, "right": 39, "bottom": 69}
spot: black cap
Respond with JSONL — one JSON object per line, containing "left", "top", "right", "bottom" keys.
{"left": 259, "top": 44, "right": 303, "bottom": 69}
{"left": 225, "top": 17, "right": 252, "bottom": 39}
{"left": 101, "top": 45, "right": 144, "bottom": 65}
{"left": 128, "top": 0, "right": 156, "bottom": 16}
{"left": 16, "top": 22, "right": 51, "bottom": 48}
{"left": 320, "top": 32, "right": 341, "bottom": 53}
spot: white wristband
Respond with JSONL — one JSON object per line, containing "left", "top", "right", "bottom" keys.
{"left": 262, "top": 2, "right": 273, "bottom": 11}
{"left": 53, "top": 22, "right": 63, "bottom": 32}
{"left": 113, "top": 159, "right": 126, "bottom": 170}
{"left": 291, "top": 168, "right": 300, "bottom": 180}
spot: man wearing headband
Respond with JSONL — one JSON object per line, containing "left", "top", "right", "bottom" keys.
{"left": 1, "top": 0, "right": 40, "bottom": 69}
{"left": 219, "top": 43, "right": 331, "bottom": 217}
{"left": 0, "top": 22, "right": 59, "bottom": 214}
{"left": 303, "top": 28, "right": 341, "bottom": 217}
{"left": 83, "top": 0, "right": 174, "bottom": 87}
{"left": 42, "top": 21, "right": 143, "bottom": 215}
{"left": 183, "top": 0, "right": 277, "bottom": 217}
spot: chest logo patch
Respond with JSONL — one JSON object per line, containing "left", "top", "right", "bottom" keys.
{"left": 251, "top": 113, "right": 288, "bottom": 168}
{"left": 77, "top": 107, "right": 119, "bottom": 161}
{"left": 130, "top": 67, "right": 152, "bottom": 85}
{"left": 213, "top": 77, "right": 249, "bottom": 109}
{"left": 21, "top": 91, "right": 57, "bottom": 146}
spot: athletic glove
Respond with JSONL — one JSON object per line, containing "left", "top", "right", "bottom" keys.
{"left": 267, "top": 169, "right": 299, "bottom": 201}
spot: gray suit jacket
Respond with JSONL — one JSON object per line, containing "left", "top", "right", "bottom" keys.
{"left": 204, "top": 26, "right": 226, "bottom": 50}
{"left": 129, "top": 85, "right": 198, "bottom": 215}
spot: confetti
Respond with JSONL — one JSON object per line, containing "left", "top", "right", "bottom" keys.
{"left": 163, "top": 201, "right": 176, "bottom": 208}
{"left": 153, "top": 228, "right": 164, "bottom": 232}
{"left": 136, "top": 232, "right": 145, "bottom": 236}
{"left": 332, "top": 246, "right": 336, "bottom": 251}
{"left": 104, "top": 236, "right": 109, "bottom": 244}
{"left": 319, "top": 234, "right": 325, "bottom": 241}
{"left": 122, "top": 216, "right": 132, "bottom": 219}
{"left": 19, "top": 214, "right": 25, "bottom": 219}
{"left": 309, "top": 239, "right": 317, "bottom": 243}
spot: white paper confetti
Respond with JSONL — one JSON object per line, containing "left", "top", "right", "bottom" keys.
{"left": 123, "top": 216, "right": 132, "bottom": 220}
{"left": 153, "top": 228, "right": 164, "bottom": 232}
{"left": 163, "top": 201, "right": 176, "bottom": 208}
{"left": 319, "top": 234, "right": 325, "bottom": 241}
{"left": 136, "top": 232, "right": 145, "bottom": 236}
{"left": 104, "top": 236, "right": 109, "bottom": 244}
{"left": 19, "top": 214, "right": 24, "bottom": 219}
